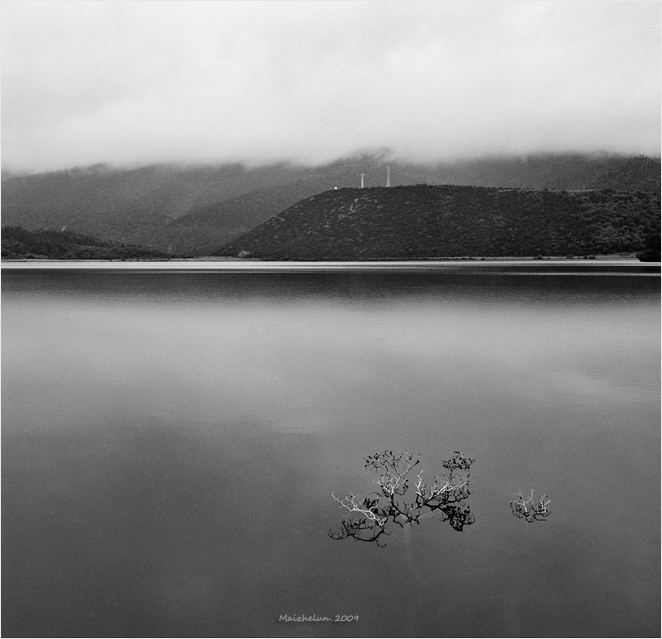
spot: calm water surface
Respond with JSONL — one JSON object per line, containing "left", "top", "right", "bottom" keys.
{"left": 2, "top": 262, "right": 660, "bottom": 638}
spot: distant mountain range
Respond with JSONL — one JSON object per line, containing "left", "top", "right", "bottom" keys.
{"left": 215, "top": 184, "right": 660, "bottom": 260}
{"left": 2, "top": 153, "right": 660, "bottom": 256}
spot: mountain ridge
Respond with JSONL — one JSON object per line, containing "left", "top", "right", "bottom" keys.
{"left": 2, "top": 153, "right": 659, "bottom": 255}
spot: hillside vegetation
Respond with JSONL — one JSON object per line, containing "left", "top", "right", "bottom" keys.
{"left": 215, "top": 185, "right": 660, "bottom": 260}
{"left": 2, "top": 154, "right": 659, "bottom": 255}
{"left": 1, "top": 226, "right": 181, "bottom": 260}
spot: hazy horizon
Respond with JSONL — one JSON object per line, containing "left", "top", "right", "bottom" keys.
{"left": 2, "top": 1, "right": 660, "bottom": 174}
{"left": 3, "top": 148, "right": 661, "bottom": 180}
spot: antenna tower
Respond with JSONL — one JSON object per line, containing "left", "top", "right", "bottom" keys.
{"left": 386, "top": 165, "right": 391, "bottom": 187}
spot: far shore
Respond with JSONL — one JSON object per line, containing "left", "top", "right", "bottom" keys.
{"left": 1, "top": 253, "right": 647, "bottom": 263}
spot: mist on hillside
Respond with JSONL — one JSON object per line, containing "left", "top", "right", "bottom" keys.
{"left": 2, "top": 2, "right": 660, "bottom": 175}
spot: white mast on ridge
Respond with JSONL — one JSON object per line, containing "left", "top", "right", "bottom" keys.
{"left": 360, "top": 173, "right": 365, "bottom": 188}
{"left": 386, "top": 165, "right": 391, "bottom": 187}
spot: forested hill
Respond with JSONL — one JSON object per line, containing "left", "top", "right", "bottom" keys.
{"left": 1, "top": 226, "right": 181, "bottom": 260}
{"left": 215, "top": 185, "right": 660, "bottom": 260}
{"left": 141, "top": 154, "right": 662, "bottom": 254}
{"left": 2, "top": 153, "right": 660, "bottom": 255}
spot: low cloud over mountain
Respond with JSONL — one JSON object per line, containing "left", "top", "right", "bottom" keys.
{"left": 2, "top": 2, "right": 660, "bottom": 174}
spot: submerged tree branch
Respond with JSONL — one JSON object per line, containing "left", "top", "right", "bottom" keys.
{"left": 330, "top": 450, "right": 475, "bottom": 546}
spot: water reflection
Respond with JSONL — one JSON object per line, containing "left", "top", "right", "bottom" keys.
{"left": 2, "top": 266, "right": 659, "bottom": 638}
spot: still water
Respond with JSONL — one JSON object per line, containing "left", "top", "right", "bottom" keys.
{"left": 2, "top": 262, "right": 660, "bottom": 638}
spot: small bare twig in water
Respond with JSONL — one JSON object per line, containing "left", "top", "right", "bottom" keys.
{"left": 510, "top": 489, "right": 551, "bottom": 522}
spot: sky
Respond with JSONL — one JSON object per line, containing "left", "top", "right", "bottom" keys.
{"left": 1, "top": 0, "right": 660, "bottom": 173}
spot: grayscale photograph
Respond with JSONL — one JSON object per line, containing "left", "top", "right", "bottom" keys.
{"left": 2, "top": 1, "right": 660, "bottom": 637}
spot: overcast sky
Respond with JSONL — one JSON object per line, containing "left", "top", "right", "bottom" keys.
{"left": 2, "top": 1, "right": 660, "bottom": 173}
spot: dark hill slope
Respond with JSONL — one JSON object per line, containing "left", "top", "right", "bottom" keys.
{"left": 142, "top": 154, "right": 662, "bottom": 255}
{"left": 215, "top": 185, "right": 660, "bottom": 259}
{"left": 1, "top": 226, "right": 179, "bottom": 260}
{"left": 133, "top": 154, "right": 454, "bottom": 253}
{"left": 140, "top": 178, "right": 333, "bottom": 255}
{"left": 139, "top": 158, "right": 413, "bottom": 254}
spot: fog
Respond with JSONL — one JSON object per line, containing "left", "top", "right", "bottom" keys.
{"left": 2, "top": 1, "right": 660, "bottom": 173}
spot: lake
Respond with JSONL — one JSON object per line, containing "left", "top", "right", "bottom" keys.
{"left": 2, "top": 261, "right": 660, "bottom": 638}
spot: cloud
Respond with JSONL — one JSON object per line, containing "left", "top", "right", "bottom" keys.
{"left": 1, "top": 1, "right": 660, "bottom": 172}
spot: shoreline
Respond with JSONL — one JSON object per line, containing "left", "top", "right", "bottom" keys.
{"left": 0, "top": 253, "right": 645, "bottom": 264}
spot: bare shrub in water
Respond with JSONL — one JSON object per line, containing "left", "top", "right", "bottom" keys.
{"left": 330, "top": 450, "right": 475, "bottom": 547}
{"left": 510, "top": 489, "right": 551, "bottom": 522}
